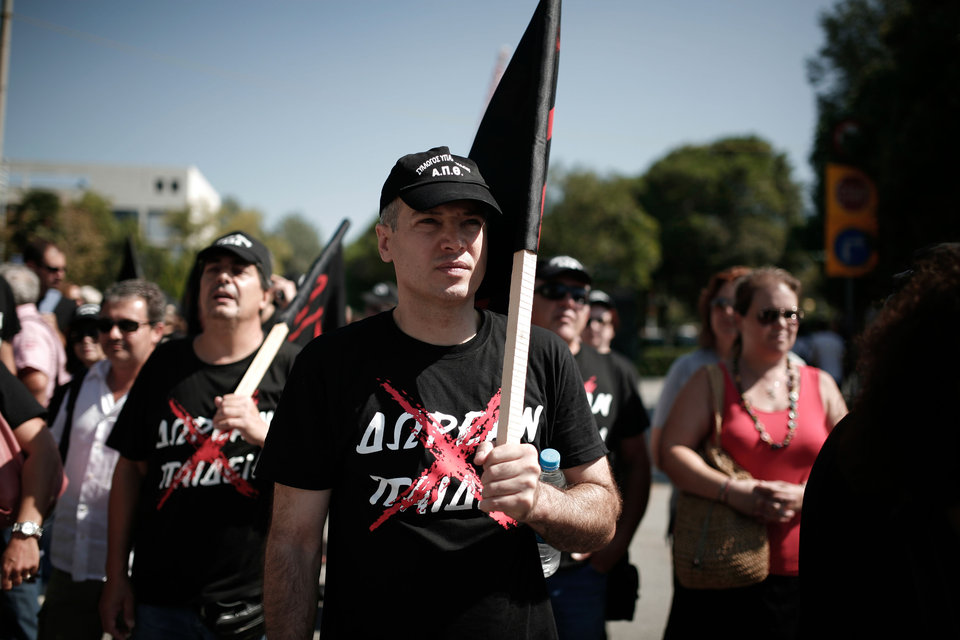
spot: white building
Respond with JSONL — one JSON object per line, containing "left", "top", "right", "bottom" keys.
{"left": 3, "top": 160, "right": 221, "bottom": 247}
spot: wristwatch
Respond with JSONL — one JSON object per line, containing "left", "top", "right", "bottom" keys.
{"left": 11, "top": 521, "right": 43, "bottom": 539}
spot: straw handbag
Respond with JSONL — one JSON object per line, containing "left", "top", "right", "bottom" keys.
{"left": 672, "top": 364, "right": 769, "bottom": 589}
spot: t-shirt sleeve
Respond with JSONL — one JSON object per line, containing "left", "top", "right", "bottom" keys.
{"left": 0, "top": 277, "right": 21, "bottom": 341}
{"left": 540, "top": 338, "right": 608, "bottom": 469}
{"left": 257, "top": 339, "right": 332, "bottom": 490}
{"left": 106, "top": 346, "right": 165, "bottom": 460}
{"left": 612, "top": 354, "right": 649, "bottom": 439}
{"left": 13, "top": 323, "right": 56, "bottom": 378}
{"left": 0, "top": 362, "right": 45, "bottom": 428}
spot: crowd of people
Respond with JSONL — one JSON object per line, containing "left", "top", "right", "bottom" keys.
{"left": 0, "top": 146, "right": 956, "bottom": 640}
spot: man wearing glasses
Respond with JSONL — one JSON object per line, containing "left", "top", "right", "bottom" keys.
{"left": 23, "top": 240, "right": 75, "bottom": 340}
{"left": 100, "top": 231, "right": 299, "bottom": 640}
{"left": 531, "top": 256, "right": 651, "bottom": 640}
{"left": 38, "top": 279, "right": 166, "bottom": 640}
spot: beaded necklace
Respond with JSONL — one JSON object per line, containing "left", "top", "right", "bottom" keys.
{"left": 733, "top": 358, "right": 798, "bottom": 450}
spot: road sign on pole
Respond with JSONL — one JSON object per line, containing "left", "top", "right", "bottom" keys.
{"left": 825, "top": 163, "right": 878, "bottom": 278}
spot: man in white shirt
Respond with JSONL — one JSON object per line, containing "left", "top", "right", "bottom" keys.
{"left": 37, "top": 279, "right": 165, "bottom": 640}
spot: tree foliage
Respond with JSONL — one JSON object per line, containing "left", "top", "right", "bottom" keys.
{"left": 343, "top": 215, "right": 395, "bottom": 311}
{"left": 540, "top": 169, "right": 660, "bottom": 291}
{"left": 2, "top": 189, "right": 334, "bottom": 305}
{"left": 638, "top": 136, "right": 804, "bottom": 314}
{"left": 60, "top": 191, "right": 127, "bottom": 290}
{"left": 3, "top": 190, "right": 62, "bottom": 258}
{"left": 274, "top": 213, "right": 322, "bottom": 278}
{"left": 807, "top": 0, "right": 960, "bottom": 288}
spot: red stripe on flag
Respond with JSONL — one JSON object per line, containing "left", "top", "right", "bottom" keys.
{"left": 547, "top": 107, "right": 554, "bottom": 141}
{"left": 538, "top": 183, "right": 547, "bottom": 246}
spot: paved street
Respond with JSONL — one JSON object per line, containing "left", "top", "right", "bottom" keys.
{"left": 609, "top": 480, "right": 673, "bottom": 640}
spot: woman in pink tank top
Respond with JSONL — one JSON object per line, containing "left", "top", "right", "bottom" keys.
{"left": 659, "top": 267, "right": 847, "bottom": 640}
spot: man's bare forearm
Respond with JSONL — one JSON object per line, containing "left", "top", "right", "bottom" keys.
{"left": 264, "top": 535, "right": 322, "bottom": 639}
{"left": 527, "top": 476, "right": 622, "bottom": 553}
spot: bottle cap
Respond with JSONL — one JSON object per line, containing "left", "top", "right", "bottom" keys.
{"left": 539, "top": 448, "right": 561, "bottom": 471}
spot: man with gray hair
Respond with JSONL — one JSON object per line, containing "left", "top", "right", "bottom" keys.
{"left": 0, "top": 264, "right": 68, "bottom": 407}
{"left": 38, "top": 280, "right": 166, "bottom": 640}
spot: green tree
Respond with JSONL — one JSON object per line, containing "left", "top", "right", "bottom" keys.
{"left": 807, "top": 0, "right": 960, "bottom": 290}
{"left": 60, "top": 191, "right": 125, "bottom": 291}
{"left": 343, "top": 216, "right": 395, "bottom": 312}
{"left": 274, "top": 213, "right": 322, "bottom": 278}
{"left": 4, "top": 190, "right": 62, "bottom": 259}
{"left": 540, "top": 169, "right": 660, "bottom": 291}
{"left": 639, "top": 135, "right": 804, "bottom": 317}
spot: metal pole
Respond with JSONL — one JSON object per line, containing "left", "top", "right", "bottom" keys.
{"left": 0, "top": 0, "right": 12, "bottom": 258}
{"left": 0, "top": 0, "right": 11, "bottom": 156}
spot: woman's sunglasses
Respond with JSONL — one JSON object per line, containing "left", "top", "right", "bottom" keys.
{"left": 534, "top": 283, "right": 589, "bottom": 305}
{"left": 756, "top": 307, "right": 803, "bottom": 325}
{"left": 710, "top": 297, "right": 734, "bottom": 311}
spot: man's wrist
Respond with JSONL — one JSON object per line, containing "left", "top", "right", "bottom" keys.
{"left": 11, "top": 521, "right": 43, "bottom": 539}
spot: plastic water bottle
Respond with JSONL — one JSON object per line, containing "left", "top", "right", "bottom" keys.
{"left": 537, "top": 448, "right": 566, "bottom": 578}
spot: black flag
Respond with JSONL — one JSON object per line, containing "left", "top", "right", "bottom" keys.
{"left": 471, "top": 0, "right": 561, "bottom": 312}
{"left": 275, "top": 219, "right": 351, "bottom": 347}
{"left": 117, "top": 236, "right": 144, "bottom": 281}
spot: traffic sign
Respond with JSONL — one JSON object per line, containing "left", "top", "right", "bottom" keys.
{"left": 825, "top": 163, "right": 878, "bottom": 277}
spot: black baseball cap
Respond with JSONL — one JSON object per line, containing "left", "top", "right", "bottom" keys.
{"left": 362, "top": 282, "right": 398, "bottom": 306}
{"left": 71, "top": 303, "right": 101, "bottom": 326}
{"left": 587, "top": 290, "right": 615, "bottom": 309}
{"left": 536, "top": 256, "right": 593, "bottom": 285}
{"left": 379, "top": 146, "right": 502, "bottom": 217}
{"left": 196, "top": 231, "right": 272, "bottom": 282}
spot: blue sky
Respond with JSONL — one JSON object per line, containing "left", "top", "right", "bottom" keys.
{"left": 5, "top": 0, "right": 836, "bottom": 243}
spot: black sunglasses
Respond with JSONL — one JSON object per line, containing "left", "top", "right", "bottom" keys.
{"left": 534, "top": 283, "right": 589, "bottom": 305}
{"left": 711, "top": 297, "right": 734, "bottom": 310}
{"left": 69, "top": 326, "right": 99, "bottom": 341}
{"left": 96, "top": 318, "right": 152, "bottom": 334}
{"left": 756, "top": 307, "right": 803, "bottom": 325}
{"left": 42, "top": 263, "right": 65, "bottom": 274}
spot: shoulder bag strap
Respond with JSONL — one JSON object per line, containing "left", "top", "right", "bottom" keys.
{"left": 705, "top": 363, "right": 725, "bottom": 446}
{"left": 58, "top": 369, "right": 88, "bottom": 461}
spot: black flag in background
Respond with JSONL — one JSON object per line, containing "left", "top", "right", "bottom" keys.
{"left": 275, "top": 219, "right": 350, "bottom": 348}
{"left": 471, "top": 0, "right": 561, "bottom": 313}
{"left": 117, "top": 236, "right": 144, "bottom": 282}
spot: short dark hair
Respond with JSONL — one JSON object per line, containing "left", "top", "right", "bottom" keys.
{"left": 23, "top": 239, "right": 60, "bottom": 266}
{"left": 102, "top": 279, "right": 166, "bottom": 324}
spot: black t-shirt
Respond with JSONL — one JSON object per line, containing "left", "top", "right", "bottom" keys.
{"left": 0, "top": 276, "right": 21, "bottom": 342}
{"left": 106, "top": 337, "right": 299, "bottom": 606}
{"left": 258, "top": 309, "right": 606, "bottom": 639}
{"left": 0, "top": 362, "right": 44, "bottom": 428}
{"left": 557, "top": 345, "right": 647, "bottom": 573}
{"left": 573, "top": 345, "right": 648, "bottom": 473}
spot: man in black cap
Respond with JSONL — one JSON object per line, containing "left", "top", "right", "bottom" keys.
{"left": 259, "top": 147, "right": 620, "bottom": 639}
{"left": 360, "top": 281, "right": 398, "bottom": 318}
{"left": 531, "top": 256, "right": 651, "bottom": 640}
{"left": 99, "top": 231, "right": 300, "bottom": 640}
